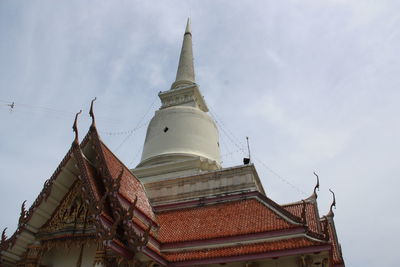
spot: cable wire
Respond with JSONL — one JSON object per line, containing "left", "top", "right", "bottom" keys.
{"left": 113, "top": 96, "right": 158, "bottom": 152}
{"left": 208, "top": 105, "right": 307, "bottom": 196}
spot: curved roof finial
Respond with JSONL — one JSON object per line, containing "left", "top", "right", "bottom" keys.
{"left": 72, "top": 110, "right": 82, "bottom": 145}
{"left": 1, "top": 228, "right": 7, "bottom": 243}
{"left": 313, "top": 172, "right": 320, "bottom": 198}
{"left": 89, "top": 97, "right": 97, "bottom": 128}
{"left": 328, "top": 189, "right": 336, "bottom": 216}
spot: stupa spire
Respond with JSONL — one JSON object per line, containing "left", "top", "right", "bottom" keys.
{"left": 171, "top": 18, "right": 195, "bottom": 89}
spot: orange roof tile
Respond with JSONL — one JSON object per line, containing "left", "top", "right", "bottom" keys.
{"left": 283, "top": 200, "right": 322, "bottom": 235}
{"left": 323, "top": 217, "right": 344, "bottom": 265}
{"left": 81, "top": 127, "right": 156, "bottom": 223}
{"left": 99, "top": 141, "right": 155, "bottom": 222}
{"left": 157, "top": 198, "right": 297, "bottom": 243}
{"left": 81, "top": 156, "right": 102, "bottom": 201}
{"left": 164, "top": 237, "right": 327, "bottom": 262}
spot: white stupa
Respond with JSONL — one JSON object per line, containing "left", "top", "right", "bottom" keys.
{"left": 134, "top": 19, "right": 221, "bottom": 182}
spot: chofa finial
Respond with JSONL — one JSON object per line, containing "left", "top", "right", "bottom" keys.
{"left": 328, "top": 189, "right": 336, "bottom": 216}
{"left": 72, "top": 110, "right": 82, "bottom": 145}
{"left": 1, "top": 228, "right": 7, "bottom": 243}
{"left": 89, "top": 97, "right": 97, "bottom": 128}
{"left": 0, "top": 227, "right": 8, "bottom": 250}
{"left": 313, "top": 172, "right": 320, "bottom": 198}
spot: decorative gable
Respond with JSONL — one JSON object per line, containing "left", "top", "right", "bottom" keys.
{"left": 39, "top": 180, "right": 93, "bottom": 240}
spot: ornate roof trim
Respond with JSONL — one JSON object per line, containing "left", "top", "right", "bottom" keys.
{"left": 89, "top": 97, "right": 97, "bottom": 129}
{"left": 328, "top": 189, "right": 336, "bottom": 218}
{"left": 72, "top": 110, "right": 82, "bottom": 146}
{"left": 82, "top": 126, "right": 157, "bottom": 224}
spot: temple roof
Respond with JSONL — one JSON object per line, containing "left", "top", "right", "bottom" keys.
{"left": 81, "top": 127, "right": 156, "bottom": 223}
{"left": 156, "top": 198, "right": 299, "bottom": 244}
{"left": 283, "top": 197, "right": 322, "bottom": 236}
{"left": 150, "top": 191, "right": 338, "bottom": 265}
{"left": 0, "top": 104, "right": 344, "bottom": 267}
{"left": 163, "top": 237, "right": 330, "bottom": 264}
{"left": 0, "top": 109, "right": 157, "bottom": 265}
{"left": 321, "top": 215, "right": 344, "bottom": 266}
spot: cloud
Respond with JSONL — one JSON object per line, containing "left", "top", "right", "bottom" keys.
{"left": 0, "top": 1, "right": 399, "bottom": 266}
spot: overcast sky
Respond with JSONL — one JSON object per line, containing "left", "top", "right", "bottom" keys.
{"left": 1, "top": 1, "right": 399, "bottom": 266}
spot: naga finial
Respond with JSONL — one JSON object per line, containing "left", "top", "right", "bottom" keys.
{"left": 328, "top": 189, "right": 336, "bottom": 216}
{"left": 140, "top": 223, "right": 153, "bottom": 246}
{"left": 89, "top": 97, "right": 97, "bottom": 128}
{"left": 108, "top": 167, "right": 124, "bottom": 197}
{"left": 18, "top": 200, "right": 27, "bottom": 226}
{"left": 313, "top": 172, "right": 320, "bottom": 198}
{"left": 72, "top": 110, "right": 82, "bottom": 145}
{"left": 116, "top": 167, "right": 124, "bottom": 187}
{"left": 0, "top": 228, "right": 8, "bottom": 250}
{"left": 125, "top": 196, "right": 138, "bottom": 222}
{"left": 1, "top": 228, "right": 7, "bottom": 243}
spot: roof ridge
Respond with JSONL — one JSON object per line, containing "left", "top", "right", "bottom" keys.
{"left": 283, "top": 199, "right": 326, "bottom": 238}
{"left": 281, "top": 197, "right": 316, "bottom": 207}
{"left": 82, "top": 126, "right": 157, "bottom": 224}
{"left": 256, "top": 193, "right": 304, "bottom": 225}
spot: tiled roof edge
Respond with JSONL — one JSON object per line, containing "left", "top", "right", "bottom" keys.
{"left": 167, "top": 242, "right": 331, "bottom": 266}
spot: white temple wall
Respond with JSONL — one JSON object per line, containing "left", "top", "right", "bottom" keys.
{"left": 40, "top": 245, "right": 97, "bottom": 267}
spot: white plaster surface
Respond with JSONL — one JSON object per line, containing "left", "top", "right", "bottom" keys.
{"left": 40, "top": 245, "right": 96, "bottom": 267}
{"left": 139, "top": 105, "right": 221, "bottom": 167}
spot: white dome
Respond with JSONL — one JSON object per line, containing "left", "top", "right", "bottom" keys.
{"left": 138, "top": 105, "right": 221, "bottom": 167}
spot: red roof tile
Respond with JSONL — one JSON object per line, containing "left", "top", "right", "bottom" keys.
{"left": 81, "top": 156, "right": 102, "bottom": 201}
{"left": 323, "top": 217, "right": 344, "bottom": 265}
{"left": 157, "top": 198, "right": 297, "bottom": 243}
{"left": 99, "top": 142, "right": 155, "bottom": 222}
{"left": 283, "top": 200, "right": 322, "bottom": 235}
{"left": 164, "top": 237, "right": 326, "bottom": 262}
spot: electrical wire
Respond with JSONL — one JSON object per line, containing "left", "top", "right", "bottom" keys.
{"left": 208, "top": 105, "right": 307, "bottom": 196}
{"left": 113, "top": 96, "right": 158, "bottom": 152}
{"left": 0, "top": 98, "right": 126, "bottom": 125}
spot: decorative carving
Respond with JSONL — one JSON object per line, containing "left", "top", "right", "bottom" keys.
{"left": 328, "top": 189, "right": 336, "bottom": 216}
{"left": 159, "top": 85, "right": 198, "bottom": 109}
{"left": 94, "top": 242, "right": 106, "bottom": 265}
{"left": 42, "top": 178, "right": 53, "bottom": 201}
{"left": 0, "top": 228, "right": 8, "bottom": 251}
{"left": 18, "top": 200, "right": 28, "bottom": 227}
{"left": 72, "top": 110, "right": 82, "bottom": 146}
{"left": 322, "top": 217, "right": 330, "bottom": 241}
{"left": 89, "top": 97, "right": 97, "bottom": 128}
{"left": 124, "top": 222, "right": 152, "bottom": 254}
{"left": 25, "top": 245, "right": 43, "bottom": 265}
{"left": 90, "top": 189, "right": 109, "bottom": 218}
{"left": 313, "top": 172, "right": 320, "bottom": 198}
{"left": 41, "top": 181, "right": 90, "bottom": 234}
{"left": 14, "top": 244, "right": 44, "bottom": 267}
{"left": 123, "top": 197, "right": 137, "bottom": 225}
